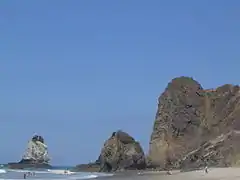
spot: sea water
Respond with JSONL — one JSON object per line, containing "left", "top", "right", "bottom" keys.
{"left": 0, "top": 166, "right": 113, "bottom": 180}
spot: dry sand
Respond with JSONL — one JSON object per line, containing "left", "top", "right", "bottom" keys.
{"left": 105, "top": 167, "right": 240, "bottom": 180}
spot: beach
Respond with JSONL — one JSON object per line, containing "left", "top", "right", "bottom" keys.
{"left": 102, "top": 167, "right": 240, "bottom": 180}
{"left": 2, "top": 166, "right": 240, "bottom": 180}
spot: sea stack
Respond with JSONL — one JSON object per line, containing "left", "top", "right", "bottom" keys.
{"left": 75, "top": 130, "right": 146, "bottom": 172}
{"left": 8, "top": 134, "right": 51, "bottom": 169}
{"left": 99, "top": 130, "right": 146, "bottom": 172}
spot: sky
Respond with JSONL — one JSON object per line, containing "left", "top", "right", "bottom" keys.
{"left": 0, "top": 0, "right": 239, "bottom": 166}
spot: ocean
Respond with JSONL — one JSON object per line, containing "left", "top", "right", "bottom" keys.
{"left": 0, "top": 166, "right": 113, "bottom": 180}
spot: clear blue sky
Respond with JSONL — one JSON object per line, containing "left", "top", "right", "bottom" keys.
{"left": 0, "top": 0, "right": 239, "bottom": 166}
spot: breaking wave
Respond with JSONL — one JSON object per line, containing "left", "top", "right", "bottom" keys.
{"left": 0, "top": 169, "right": 6, "bottom": 173}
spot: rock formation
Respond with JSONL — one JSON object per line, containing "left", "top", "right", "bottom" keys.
{"left": 180, "top": 130, "right": 240, "bottom": 171}
{"left": 75, "top": 130, "right": 146, "bottom": 172}
{"left": 8, "top": 134, "right": 51, "bottom": 169}
{"left": 99, "top": 130, "right": 146, "bottom": 172}
{"left": 148, "top": 76, "right": 240, "bottom": 170}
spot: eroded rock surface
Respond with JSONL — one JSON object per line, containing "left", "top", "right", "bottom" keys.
{"left": 148, "top": 76, "right": 240, "bottom": 170}
{"left": 180, "top": 130, "right": 240, "bottom": 171}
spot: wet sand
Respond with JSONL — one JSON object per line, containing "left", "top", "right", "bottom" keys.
{"left": 101, "top": 167, "right": 240, "bottom": 180}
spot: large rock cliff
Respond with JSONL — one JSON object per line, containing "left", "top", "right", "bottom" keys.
{"left": 8, "top": 134, "right": 51, "bottom": 169}
{"left": 148, "top": 76, "right": 240, "bottom": 170}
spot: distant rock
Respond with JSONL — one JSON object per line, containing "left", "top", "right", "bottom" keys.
{"left": 8, "top": 134, "right": 51, "bottom": 169}
{"left": 148, "top": 76, "right": 240, "bottom": 170}
{"left": 74, "top": 163, "right": 101, "bottom": 172}
{"left": 75, "top": 130, "right": 146, "bottom": 172}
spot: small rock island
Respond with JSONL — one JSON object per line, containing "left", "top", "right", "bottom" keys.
{"left": 8, "top": 134, "right": 51, "bottom": 169}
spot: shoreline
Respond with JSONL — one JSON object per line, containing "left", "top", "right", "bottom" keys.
{"left": 97, "top": 167, "right": 240, "bottom": 180}
{"left": 4, "top": 166, "right": 240, "bottom": 180}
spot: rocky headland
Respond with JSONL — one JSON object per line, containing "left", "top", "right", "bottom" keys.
{"left": 8, "top": 134, "right": 51, "bottom": 169}
{"left": 148, "top": 76, "right": 240, "bottom": 171}
{"left": 75, "top": 76, "right": 240, "bottom": 172}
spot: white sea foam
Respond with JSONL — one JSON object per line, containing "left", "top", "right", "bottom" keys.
{"left": 0, "top": 175, "right": 99, "bottom": 180}
{"left": 78, "top": 174, "right": 98, "bottom": 179}
{"left": 47, "top": 169, "right": 76, "bottom": 175}
{"left": 0, "top": 169, "right": 6, "bottom": 173}
{"left": 7, "top": 169, "right": 49, "bottom": 174}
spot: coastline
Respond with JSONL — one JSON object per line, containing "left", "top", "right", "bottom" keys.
{"left": 4, "top": 165, "right": 240, "bottom": 180}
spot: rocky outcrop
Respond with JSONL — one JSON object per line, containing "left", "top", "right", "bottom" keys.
{"left": 75, "top": 130, "right": 146, "bottom": 172}
{"left": 99, "top": 130, "right": 146, "bottom": 172}
{"left": 180, "top": 130, "right": 240, "bottom": 171}
{"left": 74, "top": 163, "right": 101, "bottom": 172}
{"left": 148, "top": 76, "right": 240, "bottom": 170}
{"left": 8, "top": 134, "right": 51, "bottom": 169}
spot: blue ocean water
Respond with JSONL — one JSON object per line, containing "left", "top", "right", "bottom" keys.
{"left": 0, "top": 167, "right": 113, "bottom": 180}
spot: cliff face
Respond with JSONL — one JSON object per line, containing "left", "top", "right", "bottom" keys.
{"left": 149, "top": 76, "right": 240, "bottom": 170}
{"left": 180, "top": 130, "right": 240, "bottom": 171}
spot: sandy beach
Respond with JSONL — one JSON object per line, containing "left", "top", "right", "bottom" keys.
{"left": 103, "top": 167, "right": 240, "bottom": 180}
